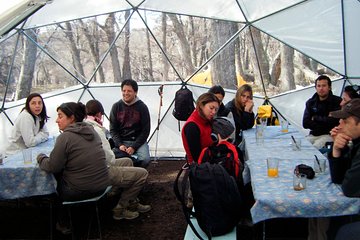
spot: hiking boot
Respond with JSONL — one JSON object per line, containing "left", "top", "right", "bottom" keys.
{"left": 56, "top": 222, "right": 72, "bottom": 235}
{"left": 112, "top": 207, "right": 139, "bottom": 220}
{"left": 134, "top": 202, "right": 151, "bottom": 213}
{"left": 128, "top": 199, "right": 151, "bottom": 213}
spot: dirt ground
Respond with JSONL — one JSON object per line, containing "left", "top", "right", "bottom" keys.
{"left": 103, "top": 159, "right": 188, "bottom": 240}
{"left": 0, "top": 160, "right": 188, "bottom": 240}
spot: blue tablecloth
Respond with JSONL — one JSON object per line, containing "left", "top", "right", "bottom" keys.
{"left": 0, "top": 140, "right": 57, "bottom": 200}
{"left": 243, "top": 126, "right": 360, "bottom": 224}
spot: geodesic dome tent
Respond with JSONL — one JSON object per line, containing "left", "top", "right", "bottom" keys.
{"left": 0, "top": 0, "right": 359, "bottom": 157}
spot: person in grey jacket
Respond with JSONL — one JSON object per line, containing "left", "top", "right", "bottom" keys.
{"left": 37, "top": 102, "right": 110, "bottom": 234}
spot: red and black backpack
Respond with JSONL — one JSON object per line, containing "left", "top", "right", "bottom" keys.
{"left": 198, "top": 141, "right": 242, "bottom": 181}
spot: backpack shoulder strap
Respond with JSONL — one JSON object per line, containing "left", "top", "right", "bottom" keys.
{"left": 198, "top": 147, "right": 212, "bottom": 165}
{"left": 173, "top": 163, "right": 205, "bottom": 240}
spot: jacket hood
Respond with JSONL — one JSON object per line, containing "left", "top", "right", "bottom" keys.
{"left": 64, "top": 122, "right": 95, "bottom": 141}
{"left": 122, "top": 96, "right": 140, "bottom": 106}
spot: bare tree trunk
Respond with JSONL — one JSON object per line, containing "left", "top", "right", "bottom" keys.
{"left": 79, "top": 19, "right": 105, "bottom": 83}
{"left": 38, "top": 63, "right": 49, "bottom": 86}
{"left": 249, "top": 27, "right": 271, "bottom": 87}
{"left": 235, "top": 36, "right": 244, "bottom": 79}
{"left": 102, "top": 13, "right": 122, "bottom": 82}
{"left": 189, "top": 17, "right": 197, "bottom": 67}
{"left": 279, "top": 44, "right": 295, "bottom": 91}
{"left": 145, "top": 11, "right": 154, "bottom": 81}
{"left": 310, "top": 59, "right": 318, "bottom": 73}
{"left": 270, "top": 52, "right": 281, "bottom": 86}
{"left": 168, "top": 14, "right": 195, "bottom": 76}
{"left": 210, "top": 21, "right": 237, "bottom": 89}
{"left": 122, "top": 10, "right": 132, "bottom": 80}
{"left": 298, "top": 54, "right": 317, "bottom": 72}
{"left": 16, "top": 30, "right": 38, "bottom": 100}
{"left": 161, "top": 13, "right": 169, "bottom": 81}
{"left": 63, "top": 22, "right": 85, "bottom": 83}
{"left": 198, "top": 19, "right": 208, "bottom": 66}
{"left": 236, "top": 34, "right": 253, "bottom": 83}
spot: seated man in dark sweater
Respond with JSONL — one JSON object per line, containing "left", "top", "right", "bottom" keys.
{"left": 109, "top": 79, "right": 151, "bottom": 168}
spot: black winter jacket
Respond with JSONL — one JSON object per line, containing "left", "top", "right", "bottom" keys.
{"left": 302, "top": 92, "right": 341, "bottom": 136}
{"left": 328, "top": 138, "right": 360, "bottom": 197}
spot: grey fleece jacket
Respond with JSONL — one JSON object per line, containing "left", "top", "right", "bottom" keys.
{"left": 38, "top": 122, "right": 110, "bottom": 192}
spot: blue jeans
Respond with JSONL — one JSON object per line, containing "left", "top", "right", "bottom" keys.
{"left": 123, "top": 141, "right": 150, "bottom": 168}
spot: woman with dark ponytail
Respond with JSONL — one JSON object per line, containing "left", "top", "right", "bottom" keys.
{"left": 37, "top": 102, "right": 109, "bottom": 234}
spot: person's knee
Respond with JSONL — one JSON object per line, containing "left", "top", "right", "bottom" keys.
{"left": 141, "top": 168, "right": 149, "bottom": 179}
{"left": 140, "top": 159, "right": 151, "bottom": 168}
{"left": 134, "top": 147, "right": 150, "bottom": 168}
{"left": 112, "top": 157, "right": 133, "bottom": 167}
{"left": 133, "top": 159, "right": 150, "bottom": 168}
{"left": 133, "top": 168, "right": 148, "bottom": 185}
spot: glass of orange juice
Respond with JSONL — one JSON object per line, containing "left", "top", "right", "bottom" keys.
{"left": 280, "top": 119, "right": 289, "bottom": 133}
{"left": 267, "top": 158, "right": 279, "bottom": 177}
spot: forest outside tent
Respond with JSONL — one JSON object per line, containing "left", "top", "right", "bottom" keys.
{"left": 0, "top": 0, "right": 360, "bottom": 156}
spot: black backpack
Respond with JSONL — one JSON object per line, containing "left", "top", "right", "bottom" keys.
{"left": 174, "top": 162, "right": 242, "bottom": 239}
{"left": 172, "top": 85, "right": 195, "bottom": 121}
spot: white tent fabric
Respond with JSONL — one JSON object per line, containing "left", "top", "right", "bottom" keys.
{"left": 1, "top": 0, "right": 360, "bottom": 157}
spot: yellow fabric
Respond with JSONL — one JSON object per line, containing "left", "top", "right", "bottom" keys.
{"left": 257, "top": 105, "right": 272, "bottom": 118}
{"left": 273, "top": 117, "right": 280, "bottom": 126}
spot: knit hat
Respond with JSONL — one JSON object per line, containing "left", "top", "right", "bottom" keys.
{"left": 330, "top": 98, "right": 360, "bottom": 119}
{"left": 212, "top": 117, "right": 235, "bottom": 139}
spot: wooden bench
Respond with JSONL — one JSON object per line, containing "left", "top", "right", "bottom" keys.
{"left": 184, "top": 216, "right": 237, "bottom": 240}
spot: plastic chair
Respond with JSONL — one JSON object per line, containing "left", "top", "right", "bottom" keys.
{"left": 62, "top": 186, "right": 112, "bottom": 240}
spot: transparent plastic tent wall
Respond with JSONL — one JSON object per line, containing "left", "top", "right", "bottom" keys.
{"left": 0, "top": 0, "right": 360, "bottom": 157}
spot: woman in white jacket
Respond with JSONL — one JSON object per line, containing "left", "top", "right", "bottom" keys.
{"left": 6, "top": 93, "right": 49, "bottom": 155}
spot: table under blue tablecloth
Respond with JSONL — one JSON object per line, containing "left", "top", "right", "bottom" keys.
{"left": 0, "top": 140, "right": 57, "bottom": 200}
{"left": 243, "top": 126, "right": 360, "bottom": 224}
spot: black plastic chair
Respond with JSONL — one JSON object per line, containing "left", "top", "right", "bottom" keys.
{"left": 62, "top": 186, "right": 112, "bottom": 240}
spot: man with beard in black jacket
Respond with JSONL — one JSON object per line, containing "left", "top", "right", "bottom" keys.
{"left": 303, "top": 75, "right": 342, "bottom": 149}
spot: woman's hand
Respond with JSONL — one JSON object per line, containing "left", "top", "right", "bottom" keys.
{"left": 244, "top": 99, "right": 254, "bottom": 112}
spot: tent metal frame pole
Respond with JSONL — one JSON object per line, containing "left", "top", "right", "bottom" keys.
{"left": 248, "top": 26, "right": 267, "bottom": 98}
